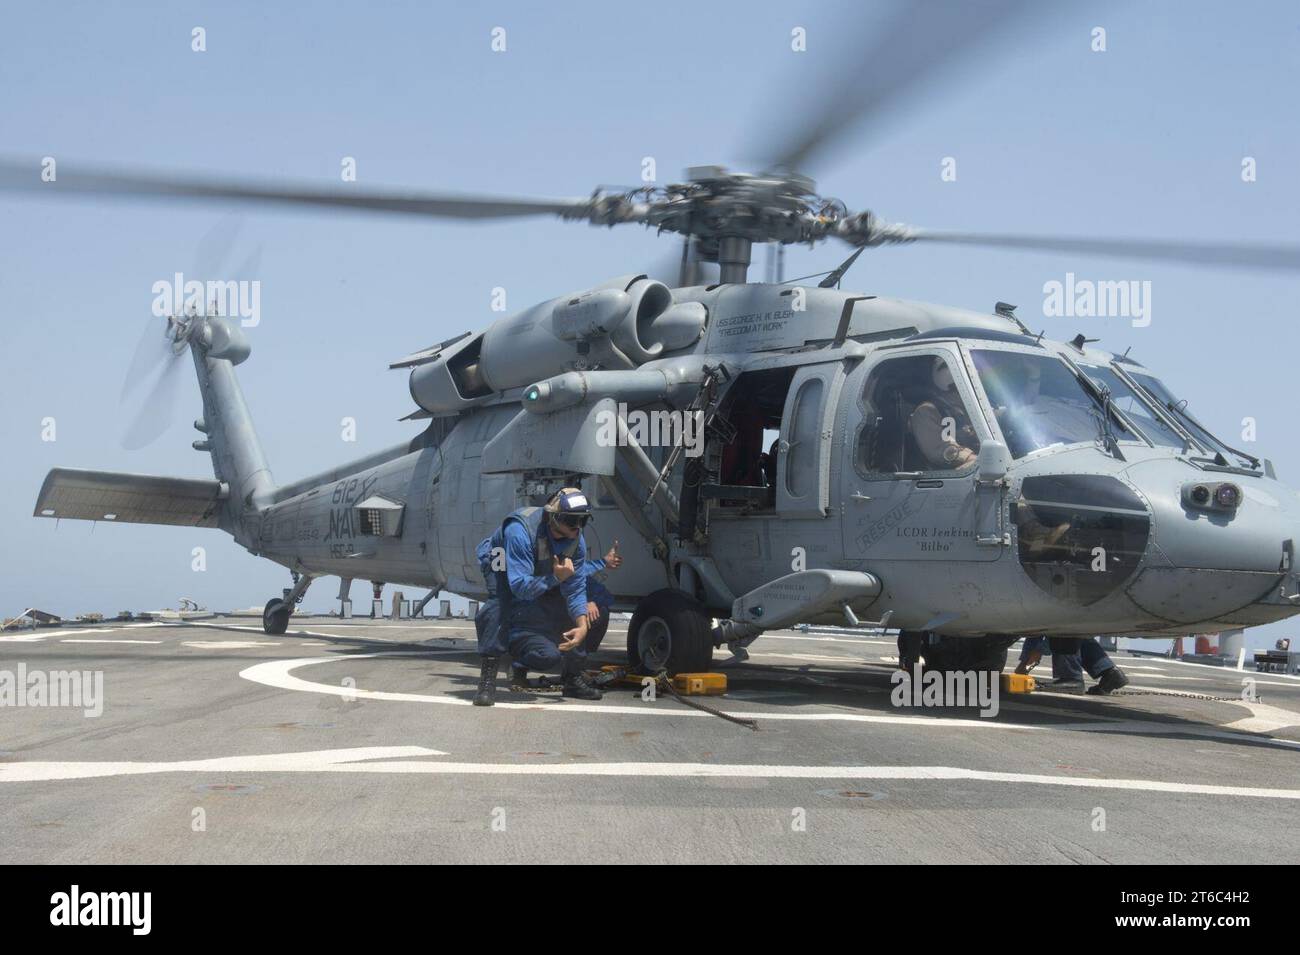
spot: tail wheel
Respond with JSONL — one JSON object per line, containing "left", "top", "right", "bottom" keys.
{"left": 262, "top": 598, "right": 291, "bottom": 636}
{"left": 628, "top": 588, "right": 713, "bottom": 675}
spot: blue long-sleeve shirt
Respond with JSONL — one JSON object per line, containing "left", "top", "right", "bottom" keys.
{"left": 501, "top": 521, "right": 590, "bottom": 623}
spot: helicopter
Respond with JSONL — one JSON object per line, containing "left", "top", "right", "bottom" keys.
{"left": 11, "top": 1, "right": 1300, "bottom": 679}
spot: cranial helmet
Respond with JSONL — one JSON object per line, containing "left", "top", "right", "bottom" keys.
{"left": 932, "top": 357, "right": 956, "bottom": 392}
{"left": 544, "top": 487, "right": 593, "bottom": 528}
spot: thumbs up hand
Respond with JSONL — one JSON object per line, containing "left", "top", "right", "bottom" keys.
{"left": 603, "top": 541, "right": 623, "bottom": 570}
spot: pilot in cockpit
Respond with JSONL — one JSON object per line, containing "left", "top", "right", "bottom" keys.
{"left": 908, "top": 357, "right": 979, "bottom": 470}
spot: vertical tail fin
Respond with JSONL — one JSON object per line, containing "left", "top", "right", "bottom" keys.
{"left": 187, "top": 317, "right": 275, "bottom": 515}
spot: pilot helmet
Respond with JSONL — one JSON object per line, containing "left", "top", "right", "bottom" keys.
{"left": 931, "top": 357, "right": 956, "bottom": 392}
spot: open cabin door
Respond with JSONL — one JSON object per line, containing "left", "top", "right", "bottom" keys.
{"left": 776, "top": 361, "right": 847, "bottom": 519}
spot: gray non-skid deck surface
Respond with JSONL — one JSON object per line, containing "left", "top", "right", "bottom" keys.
{"left": 3, "top": 617, "right": 1298, "bottom": 864}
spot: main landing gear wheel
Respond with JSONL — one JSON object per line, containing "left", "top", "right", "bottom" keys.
{"left": 262, "top": 598, "right": 291, "bottom": 635}
{"left": 627, "top": 588, "right": 714, "bottom": 675}
{"left": 921, "top": 634, "right": 1015, "bottom": 676}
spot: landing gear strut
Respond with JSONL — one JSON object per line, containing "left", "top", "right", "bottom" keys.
{"left": 262, "top": 573, "right": 314, "bottom": 635}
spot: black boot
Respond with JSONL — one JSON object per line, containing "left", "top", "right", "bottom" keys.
{"left": 1088, "top": 666, "right": 1130, "bottom": 695}
{"left": 510, "top": 665, "right": 530, "bottom": 690}
{"left": 473, "top": 656, "right": 499, "bottom": 707}
{"left": 562, "top": 669, "right": 603, "bottom": 701}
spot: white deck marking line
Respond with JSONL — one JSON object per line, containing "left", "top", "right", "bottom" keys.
{"left": 1019, "top": 669, "right": 1300, "bottom": 690}
{"left": 1136, "top": 655, "right": 1300, "bottom": 683}
{"left": 1221, "top": 701, "right": 1300, "bottom": 733}
{"left": 289, "top": 623, "right": 635, "bottom": 637}
{"left": 744, "top": 634, "right": 894, "bottom": 646}
{"left": 221, "top": 624, "right": 460, "bottom": 644}
{"left": 0, "top": 746, "right": 443, "bottom": 782}
{"left": 742, "top": 652, "right": 861, "bottom": 663}
{"left": 1042, "top": 716, "right": 1300, "bottom": 750}
{"left": 239, "top": 654, "right": 1041, "bottom": 730}
{"left": 183, "top": 640, "right": 282, "bottom": 649}
{"left": 4, "top": 746, "right": 1300, "bottom": 799}
{"left": 60, "top": 639, "right": 163, "bottom": 645}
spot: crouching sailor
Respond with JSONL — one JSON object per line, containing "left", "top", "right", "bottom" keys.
{"left": 472, "top": 487, "right": 620, "bottom": 705}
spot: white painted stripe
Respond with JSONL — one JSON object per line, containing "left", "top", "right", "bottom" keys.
{"left": 238, "top": 654, "right": 1041, "bottom": 730}
{"left": 743, "top": 652, "right": 861, "bottom": 663}
{"left": 1222, "top": 701, "right": 1300, "bottom": 733}
{"left": 183, "top": 640, "right": 281, "bottom": 649}
{"left": 60, "top": 639, "right": 163, "bottom": 645}
{"left": 1136, "top": 655, "right": 1300, "bottom": 683}
{"left": 0, "top": 746, "right": 443, "bottom": 782}
{"left": 3, "top": 746, "right": 1299, "bottom": 800}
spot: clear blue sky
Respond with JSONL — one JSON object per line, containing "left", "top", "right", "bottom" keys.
{"left": 2, "top": 1, "right": 1298, "bottom": 649}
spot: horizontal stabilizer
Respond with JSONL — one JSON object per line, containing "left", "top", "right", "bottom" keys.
{"left": 34, "top": 468, "right": 228, "bottom": 528}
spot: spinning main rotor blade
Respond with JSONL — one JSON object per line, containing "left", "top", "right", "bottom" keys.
{"left": 0, "top": 158, "right": 593, "bottom": 221}
{"left": 900, "top": 229, "right": 1300, "bottom": 273}
{"left": 755, "top": 0, "right": 1043, "bottom": 174}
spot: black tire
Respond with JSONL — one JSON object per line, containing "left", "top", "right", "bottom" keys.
{"left": 263, "top": 598, "right": 291, "bottom": 636}
{"left": 627, "top": 588, "right": 713, "bottom": 675}
{"left": 921, "top": 634, "right": 1014, "bottom": 675}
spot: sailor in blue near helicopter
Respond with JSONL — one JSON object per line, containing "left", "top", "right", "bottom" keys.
{"left": 472, "top": 487, "right": 622, "bottom": 706}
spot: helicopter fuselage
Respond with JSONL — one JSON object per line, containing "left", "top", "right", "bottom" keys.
{"left": 240, "top": 279, "right": 1300, "bottom": 640}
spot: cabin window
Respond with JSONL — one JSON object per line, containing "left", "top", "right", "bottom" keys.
{"left": 854, "top": 354, "right": 980, "bottom": 477}
{"left": 785, "top": 377, "right": 823, "bottom": 498}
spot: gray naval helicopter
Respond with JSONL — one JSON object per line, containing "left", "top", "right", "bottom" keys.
{"left": 14, "top": 2, "right": 1300, "bottom": 680}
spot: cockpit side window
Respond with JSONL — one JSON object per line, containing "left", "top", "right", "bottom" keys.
{"left": 854, "top": 354, "right": 981, "bottom": 477}
{"left": 971, "top": 349, "right": 1122, "bottom": 459}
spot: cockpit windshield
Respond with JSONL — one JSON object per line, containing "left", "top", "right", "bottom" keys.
{"left": 1127, "top": 371, "right": 1255, "bottom": 467}
{"left": 1076, "top": 363, "right": 1187, "bottom": 450}
{"left": 971, "top": 350, "right": 1132, "bottom": 459}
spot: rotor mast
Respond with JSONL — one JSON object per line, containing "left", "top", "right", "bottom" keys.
{"left": 717, "top": 236, "right": 753, "bottom": 284}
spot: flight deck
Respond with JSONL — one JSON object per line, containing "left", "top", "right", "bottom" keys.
{"left": 3, "top": 615, "right": 1297, "bottom": 865}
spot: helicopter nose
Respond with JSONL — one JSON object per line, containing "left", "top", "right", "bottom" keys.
{"left": 1122, "top": 464, "right": 1300, "bottom": 626}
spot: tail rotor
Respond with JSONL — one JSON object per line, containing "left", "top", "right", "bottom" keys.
{"left": 117, "top": 217, "right": 259, "bottom": 450}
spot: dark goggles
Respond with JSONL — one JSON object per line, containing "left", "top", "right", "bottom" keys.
{"left": 554, "top": 512, "right": 591, "bottom": 529}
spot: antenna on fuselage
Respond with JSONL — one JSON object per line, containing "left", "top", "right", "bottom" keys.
{"left": 818, "top": 246, "right": 865, "bottom": 289}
